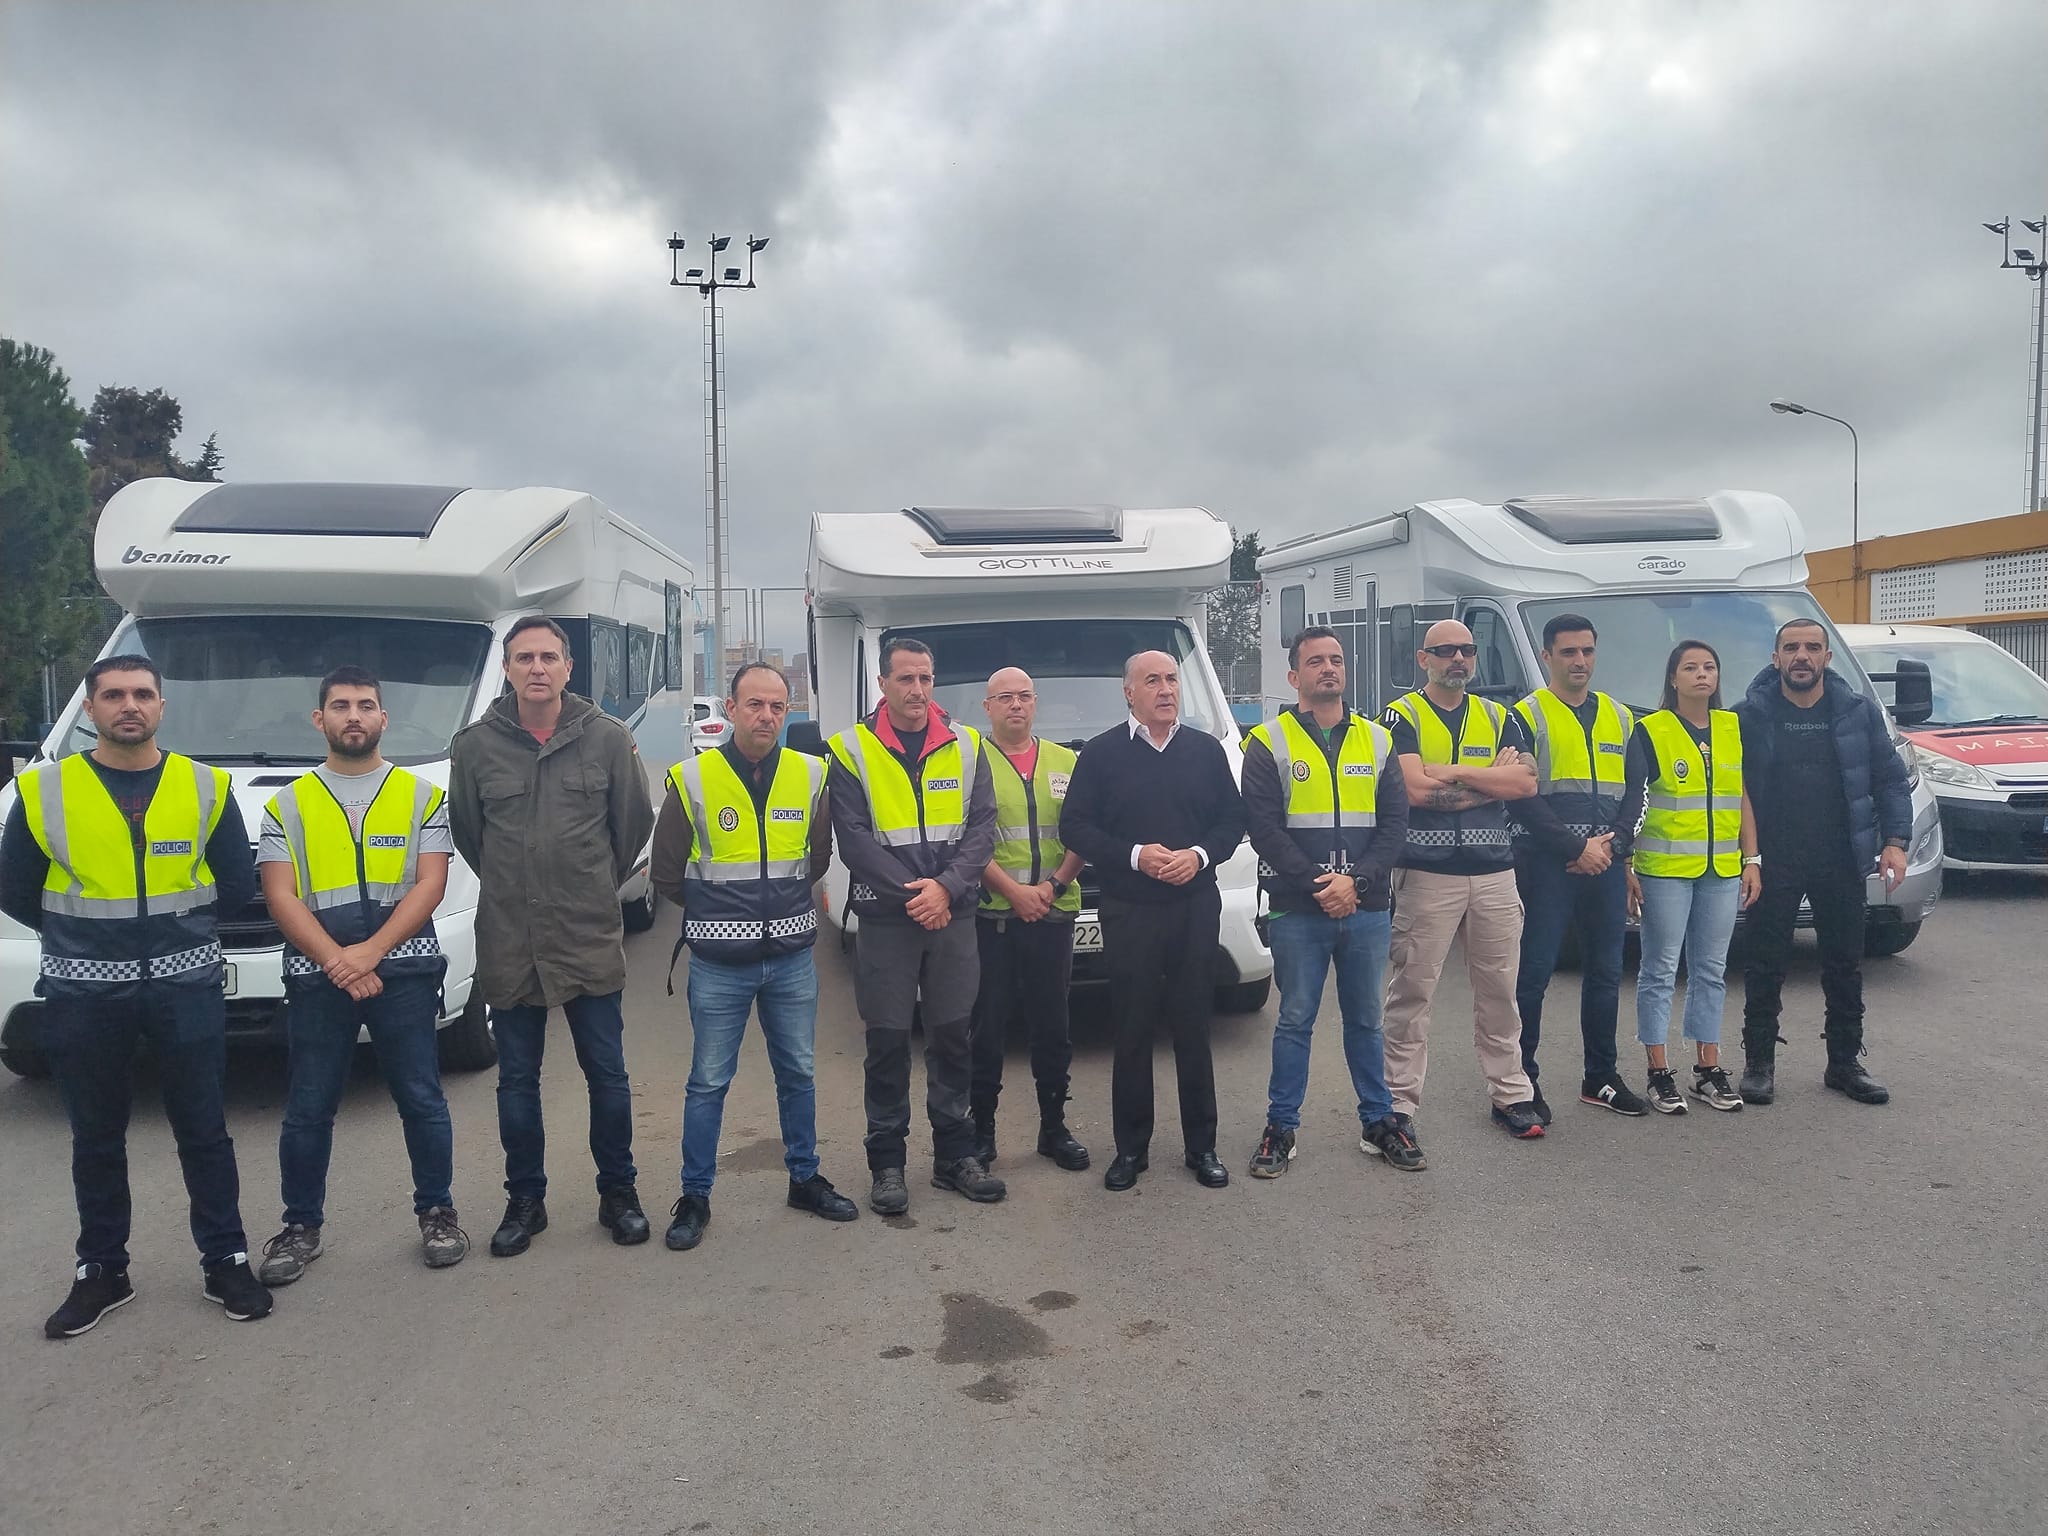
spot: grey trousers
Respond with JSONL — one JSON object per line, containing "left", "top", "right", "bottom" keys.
{"left": 853, "top": 916, "right": 980, "bottom": 1170}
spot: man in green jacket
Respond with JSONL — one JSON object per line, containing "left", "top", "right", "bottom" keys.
{"left": 449, "top": 616, "right": 657, "bottom": 1258}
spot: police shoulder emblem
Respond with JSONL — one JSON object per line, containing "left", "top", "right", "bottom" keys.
{"left": 1674, "top": 760, "right": 1690, "bottom": 782}
{"left": 717, "top": 806, "right": 740, "bottom": 832}
{"left": 1292, "top": 760, "right": 1312, "bottom": 781}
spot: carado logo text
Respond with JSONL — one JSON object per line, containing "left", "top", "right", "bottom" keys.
{"left": 122, "top": 545, "right": 231, "bottom": 566}
{"left": 977, "top": 555, "right": 1113, "bottom": 571}
{"left": 1636, "top": 555, "right": 1686, "bottom": 574}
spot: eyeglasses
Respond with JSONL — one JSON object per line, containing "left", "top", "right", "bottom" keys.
{"left": 987, "top": 691, "right": 1036, "bottom": 706}
{"left": 1423, "top": 644, "right": 1479, "bottom": 659}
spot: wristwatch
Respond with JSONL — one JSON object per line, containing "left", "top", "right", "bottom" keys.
{"left": 1049, "top": 878, "right": 1071, "bottom": 898}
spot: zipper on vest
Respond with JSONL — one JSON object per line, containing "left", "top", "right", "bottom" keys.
{"left": 1021, "top": 755, "right": 1042, "bottom": 884}
{"left": 754, "top": 770, "right": 771, "bottom": 936}
{"left": 1701, "top": 730, "right": 1716, "bottom": 868}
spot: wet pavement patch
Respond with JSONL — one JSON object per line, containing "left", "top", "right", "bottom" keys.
{"left": 960, "top": 1373, "right": 1017, "bottom": 1403}
{"left": 718, "top": 1136, "right": 792, "bottom": 1173}
{"left": 884, "top": 1214, "right": 919, "bottom": 1230}
{"left": 879, "top": 1345, "right": 914, "bottom": 1360}
{"left": 1121, "top": 1318, "right": 1166, "bottom": 1339}
{"left": 935, "top": 1292, "right": 1054, "bottom": 1366}
{"left": 1027, "top": 1290, "right": 1078, "bottom": 1312}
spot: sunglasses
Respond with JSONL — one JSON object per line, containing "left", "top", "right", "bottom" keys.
{"left": 1423, "top": 643, "right": 1479, "bottom": 659}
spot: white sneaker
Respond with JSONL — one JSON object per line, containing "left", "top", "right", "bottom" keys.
{"left": 1691, "top": 1064, "right": 1745, "bottom": 1112}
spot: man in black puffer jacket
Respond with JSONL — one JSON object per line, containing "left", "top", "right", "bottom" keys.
{"left": 1734, "top": 620, "right": 1913, "bottom": 1107}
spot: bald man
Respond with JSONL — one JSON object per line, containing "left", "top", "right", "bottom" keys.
{"left": 1380, "top": 619, "right": 1547, "bottom": 1149}
{"left": 967, "top": 669, "right": 1090, "bottom": 1172}
{"left": 1059, "top": 651, "right": 1246, "bottom": 1192}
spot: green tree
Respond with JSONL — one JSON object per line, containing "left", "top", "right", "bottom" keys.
{"left": 1208, "top": 528, "right": 1265, "bottom": 700}
{"left": 0, "top": 340, "right": 92, "bottom": 737}
{"left": 188, "top": 431, "right": 224, "bottom": 482}
{"left": 82, "top": 384, "right": 190, "bottom": 515}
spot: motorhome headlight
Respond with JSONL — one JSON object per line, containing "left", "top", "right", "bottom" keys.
{"left": 1897, "top": 737, "right": 1920, "bottom": 789}
{"left": 1910, "top": 811, "right": 1943, "bottom": 866}
{"left": 1912, "top": 745, "right": 1992, "bottom": 791}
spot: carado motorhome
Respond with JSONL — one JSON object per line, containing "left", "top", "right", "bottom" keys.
{"left": 1257, "top": 492, "right": 1945, "bottom": 954}
{"left": 799, "top": 504, "right": 1273, "bottom": 1008}
{"left": 0, "top": 479, "right": 694, "bottom": 1077}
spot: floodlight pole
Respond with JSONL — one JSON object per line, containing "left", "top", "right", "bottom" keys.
{"left": 1986, "top": 217, "right": 2048, "bottom": 516}
{"left": 668, "top": 231, "right": 769, "bottom": 686}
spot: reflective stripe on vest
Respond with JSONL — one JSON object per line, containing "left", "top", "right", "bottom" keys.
{"left": 1634, "top": 709, "right": 1745, "bottom": 879}
{"left": 828, "top": 722, "right": 981, "bottom": 853}
{"left": 670, "top": 747, "right": 826, "bottom": 960}
{"left": 19, "top": 752, "right": 229, "bottom": 987}
{"left": 1385, "top": 691, "right": 1509, "bottom": 864}
{"left": 267, "top": 767, "right": 445, "bottom": 975}
{"left": 1247, "top": 710, "right": 1391, "bottom": 880}
{"left": 981, "top": 739, "right": 1081, "bottom": 916}
{"left": 1512, "top": 689, "right": 1633, "bottom": 815}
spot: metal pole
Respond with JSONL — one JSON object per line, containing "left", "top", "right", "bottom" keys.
{"left": 1848, "top": 419, "right": 1861, "bottom": 620}
{"left": 2030, "top": 262, "right": 2045, "bottom": 514}
{"left": 707, "top": 288, "right": 725, "bottom": 684}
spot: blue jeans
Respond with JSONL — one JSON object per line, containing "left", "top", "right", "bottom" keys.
{"left": 279, "top": 972, "right": 454, "bottom": 1226}
{"left": 1265, "top": 907, "right": 1393, "bottom": 1131}
{"left": 493, "top": 991, "right": 637, "bottom": 1200}
{"left": 1635, "top": 873, "right": 1741, "bottom": 1048}
{"left": 681, "top": 950, "right": 821, "bottom": 1197}
{"left": 1513, "top": 856, "right": 1627, "bottom": 1086}
{"left": 44, "top": 984, "right": 248, "bottom": 1270}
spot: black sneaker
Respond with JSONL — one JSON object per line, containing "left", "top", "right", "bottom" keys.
{"left": 1529, "top": 1086, "right": 1553, "bottom": 1127}
{"left": 597, "top": 1185, "right": 652, "bottom": 1245}
{"left": 1491, "top": 1102, "right": 1546, "bottom": 1139}
{"left": 1579, "top": 1073, "right": 1650, "bottom": 1116}
{"left": 202, "top": 1256, "right": 274, "bottom": 1321}
{"left": 1248, "top": 1123, "right": 1296, "bottom": 1178}
{"left": 869, "top": 1168, "right": 910, "bottom": 1215}
{"left": 1646, "top": 1068, "right": 1689, "bottom": 1115}
{"left": 44, "top": 1263, "right": 134, "bottom": 1339}
{"left": 1692, "top": 1064, "right": 1744, "bottom": 1112}
{"left": 1359, "top": 1116, "right": 1426, "bottom": 1172}
{"left": 932, "top": 1155, "right": 1007, "bottom": 1203}
{"left": 1392, "top": 1111, "right": 1422, "bottom": 1160}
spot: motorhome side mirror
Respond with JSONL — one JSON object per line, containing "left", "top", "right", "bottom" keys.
{"left": 1887, "top": 659, "right": 1934, "bottom": 727}
{"left": 785, "top": 720, "right": 827, "bottom": 756}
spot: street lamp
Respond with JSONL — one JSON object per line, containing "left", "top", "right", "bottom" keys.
{"left": 666, "top": 230, "right": 771, "bottom": 687}
{"left": 1984, "top": 216, "right": 2048, "bottom": 516}
{"left": 1770, "top": 398, "right": 1862, "bottom": 618}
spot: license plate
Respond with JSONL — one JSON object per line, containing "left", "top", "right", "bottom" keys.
{"left": 1072, "top": 921, "right": 1103, "bottom": 953}
{"left": 222, "top": 962, "right": 238, "bottom": 997}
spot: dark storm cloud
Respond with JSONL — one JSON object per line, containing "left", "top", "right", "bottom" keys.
{"left": 4, "top": 0, "right": 2044, "bottom": 660}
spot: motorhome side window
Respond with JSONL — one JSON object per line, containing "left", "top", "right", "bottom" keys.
{"left": 1279, "top": 584, "right": 1306, "bottom": 647}
{"left": 1463, "top": 606, "right": 1528, "bottom": 698}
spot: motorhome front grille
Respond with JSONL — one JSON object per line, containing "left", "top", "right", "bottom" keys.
{"left": 217, "top": 897, "right": 284, "bottom": 952}
{"left": 1501, "top": 497, "right": 1723, "bottom": 545}
{"left": 904, "top": 505, "right": 1125, "bottom": 545}
{"left": 174, "top": 483, "right": 466, "bottom": 537}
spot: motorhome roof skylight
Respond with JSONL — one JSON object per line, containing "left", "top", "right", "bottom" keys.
{"left": 904, "top": 505, "right": 1125, "bottom": 545}
{"left": 1501, "top": 497, "right": 1723, "bottom": 545}
{"left": 173, "top": 482, "right": 467, "bottom": 537}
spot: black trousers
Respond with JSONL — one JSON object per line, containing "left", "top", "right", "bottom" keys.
{"left": 1101, "top": 886, "right": 1220, "bottom": 1159}
{"left": 1741, "top": 850, "right": 1867, "bottom": 1063}
{"left": 854, "top": 918, "right": 979, "bottom": 1170}
{"left": 969, "top": 914, "right": 1076, "bottom": 1120}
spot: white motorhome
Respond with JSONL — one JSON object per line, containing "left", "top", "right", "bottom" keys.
{"left": 1257, "top": 492, "right": 1945, "bottom": 954}
{"left": 799, "top": 504, "right": 1273, "bottom": 1009}
{"left": 0, "top": 479, "right": 694, "bottom": 1077}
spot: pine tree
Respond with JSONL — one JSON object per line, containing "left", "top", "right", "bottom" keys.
{"left": 0, "top": 340, "right": 92, "bottom": 738}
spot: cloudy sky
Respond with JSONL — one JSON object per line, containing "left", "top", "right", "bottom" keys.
{"left": 4, "top": 0, "right": 2043, "bottom": 652}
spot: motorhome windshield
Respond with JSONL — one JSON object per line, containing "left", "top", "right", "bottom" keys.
{"left": 1518, "top": 591, "right": 1870, "bottom": 714}
{"left": 60, "top": 615, "right": 492, "bottom": 766}
{"left": 1848, "top": 635, "right": 2048, "bottom": 726}
{"left": 904, "top": 619, "right": 1223, "bottom": 748}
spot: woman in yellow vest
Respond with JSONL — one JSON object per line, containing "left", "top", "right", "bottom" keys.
{"left": 1627, "top": 640, "right": 1762, "bottom": 1114}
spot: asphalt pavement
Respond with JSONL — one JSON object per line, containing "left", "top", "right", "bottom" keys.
{"left": 1, "top": 874, "right": 2041, "bottom": 1536}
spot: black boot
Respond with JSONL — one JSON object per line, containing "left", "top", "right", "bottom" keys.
{"left": 970, "top": 1105, "right": 998, "bottom": 1168}
{"left": 1738, "top": 1054, "right": 1775, "bottom": 1105}
{"left": 1036, "top": 1087, "right": 1090, "bottom": 1170}
{"left": 1824, "top": 1037, "right": 1890, "bottom": 1104}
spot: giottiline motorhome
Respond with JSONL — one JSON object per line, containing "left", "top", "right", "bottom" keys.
{"left": 0, "top": 479, "right": 693, "bottom": 1076}
{"left": 1256, "top": 491, "right": 1944, "bottom": 954}
{"left": 798, "top": 504, "right": 1273, "bottom": 1009}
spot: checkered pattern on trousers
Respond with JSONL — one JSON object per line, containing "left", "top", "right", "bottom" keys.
{"left": 41, "top": 941, "right": 221, "bottom": 984}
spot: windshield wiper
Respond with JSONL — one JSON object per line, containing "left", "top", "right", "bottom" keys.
{"left": 1937, "top": 714, "right": 2048, "bottom": 729}
{"left": 207, "top": 752, "right": 326, "bottom": 766}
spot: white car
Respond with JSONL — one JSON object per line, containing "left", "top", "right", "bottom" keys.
{"left": 692, "top": 696, "right": 732, "bottom": 753}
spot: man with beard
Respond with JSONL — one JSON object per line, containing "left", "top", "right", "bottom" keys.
{"left": 1381, "top": 620, "right": 1547, "bottom": 1148}
{"left": 1735, "top": 620, "right": 1910, "bottom": 1107}
{"left": 1, "top": 655, "right": 267, "bottom": 1336}
{"left": 255, "top": 666, "right": 465, "bottom": 1284}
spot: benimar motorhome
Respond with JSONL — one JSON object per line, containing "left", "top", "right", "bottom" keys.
{"left": 1257, "top": 492, "right": 1944, "bottom": 954}
{"left": 798, "top": 504, "right": 1273, "bottom": 1009}
{"left": 0, "top": 479, "right": 694, "bottom": 1077}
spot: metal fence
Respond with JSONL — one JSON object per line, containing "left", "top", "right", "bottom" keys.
{"left": 1967, "top": 619, "right": 2048, "bottom": 679}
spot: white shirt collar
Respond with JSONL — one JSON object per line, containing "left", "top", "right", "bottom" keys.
{"left": 1127, "top": 714, "right": 1182, "bottom": 751}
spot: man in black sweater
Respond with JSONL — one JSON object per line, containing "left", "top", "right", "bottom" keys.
{"left": 1060, "top": 650, "right": 1247, "bottom": 1192}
